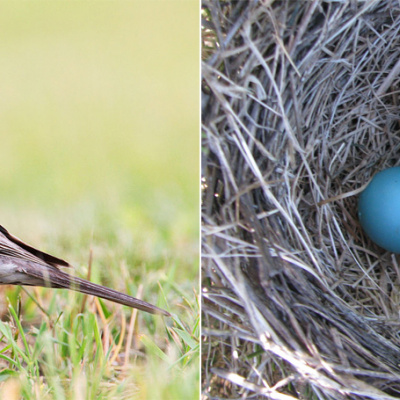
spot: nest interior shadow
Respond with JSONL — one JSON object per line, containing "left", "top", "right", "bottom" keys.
{"left": 202, "top": 1, "right": 400, "bottom": 399}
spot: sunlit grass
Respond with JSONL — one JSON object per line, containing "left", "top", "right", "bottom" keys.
{"left": 0, "top": 288, "right": 199, "bottom": 399}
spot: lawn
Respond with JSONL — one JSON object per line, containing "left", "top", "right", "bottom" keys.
{"left": 0, "top": 2, "right": 198, "bottom": 399}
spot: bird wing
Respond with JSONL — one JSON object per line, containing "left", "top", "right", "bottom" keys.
{"left": 0, "top": 225, "right": 70, "bottom": 268}
{"left": 0, "top": 225, "right": 170, "bottom": 316}
{"left": 22, "top": 265, "right": 170, "bottom": 315}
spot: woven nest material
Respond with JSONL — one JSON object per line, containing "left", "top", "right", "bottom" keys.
{"left": 201, "top": 1, "right": 400, "bottom": 399}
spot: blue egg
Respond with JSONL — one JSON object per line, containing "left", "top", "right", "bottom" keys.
{"left": 359, "top": 166, "right": 400, "bottom": 253}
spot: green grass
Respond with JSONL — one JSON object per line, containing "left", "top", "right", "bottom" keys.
{"left": 0, "top": 1, "right": 198, "bottom": 399}
{"left": 0, "top": 282, "right": 199, "bottom": 400}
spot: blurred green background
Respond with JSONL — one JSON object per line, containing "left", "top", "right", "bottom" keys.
{"left": 0, "top": 2, "right": 198, "bottom": 398}
{"left": 0, "top": 1, "right": 198, "bottom": 268}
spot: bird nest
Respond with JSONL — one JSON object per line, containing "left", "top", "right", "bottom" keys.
{"left": 201, "top": 1, "right": 400, "bottom": 399}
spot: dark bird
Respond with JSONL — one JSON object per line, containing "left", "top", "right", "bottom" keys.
{"left": 0, "top": 225, "right": 170, "bottom": 317}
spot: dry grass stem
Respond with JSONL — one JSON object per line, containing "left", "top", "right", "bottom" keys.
{"left": 202, "top": 1, "right": 400, "bottom": 398}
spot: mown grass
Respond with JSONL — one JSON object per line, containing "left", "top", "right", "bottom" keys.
{"left": 0, "top": 1, "right": 198, "bottom": 399}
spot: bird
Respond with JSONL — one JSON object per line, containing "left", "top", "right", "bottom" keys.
{"left": 0, "top": 224, "right": 170, "bottom": 317}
